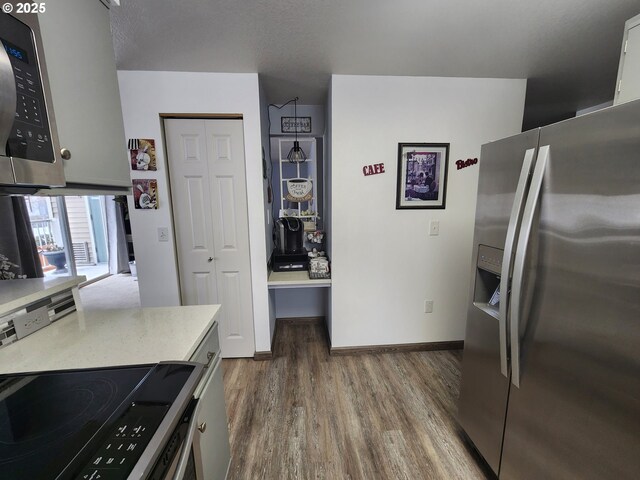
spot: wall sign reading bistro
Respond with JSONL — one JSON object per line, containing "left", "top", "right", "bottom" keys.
{"left": 281, "top": 117, "right": 312, "bottom": 133}
{"left": 363, "top": 163, "right": 385, "bottom": 176}
{"left": 456, "top": 158, "right": 478, "bottom": 170}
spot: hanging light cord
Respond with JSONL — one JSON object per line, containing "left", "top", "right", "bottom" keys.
{"left": 294, "top": 98, "right": 298, "bottom": 145}
{"left": 267, "top": 97, "right": 301, "bottom": 238}
{"left": 286, "top": 97, "right": 307, "bottom": 164}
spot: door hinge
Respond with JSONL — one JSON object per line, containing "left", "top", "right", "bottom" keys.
{"left": 624, "top": 40, "right": 628, "bottom": 54}
{"left": 618, "top": 80, "right": 622, "bottom": 93}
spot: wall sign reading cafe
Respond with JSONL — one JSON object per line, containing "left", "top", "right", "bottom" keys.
{"left": 363, "top": 163, "right": 385, "bottom": 176}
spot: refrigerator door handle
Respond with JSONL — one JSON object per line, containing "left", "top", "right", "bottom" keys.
{"left": 498, "top": 148, "right": 536, "bottom": 377}
{"left": 510, "top": 145, "right": 549, "bottom": 388}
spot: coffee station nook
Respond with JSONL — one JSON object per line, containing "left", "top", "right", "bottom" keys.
{"left": 266, "top": 101, "right": 331, "bottom": 333}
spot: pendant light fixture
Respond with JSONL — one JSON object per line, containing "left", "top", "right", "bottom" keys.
{"left": 287, "top": 97, "right": 307, "bottom": 164}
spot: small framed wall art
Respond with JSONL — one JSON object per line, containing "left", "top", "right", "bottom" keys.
{"left": 128, "top": 138, "right": 157, "bottom": 171}
{"left": 132, "top": 179, "right": 158, "bottom": 209}
{"left": 396, "top": 143, "right": 449, "bottom": 210}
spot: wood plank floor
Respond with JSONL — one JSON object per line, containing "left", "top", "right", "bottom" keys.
{"left": 222, "top": 321, "right": 492, "bottom": 480}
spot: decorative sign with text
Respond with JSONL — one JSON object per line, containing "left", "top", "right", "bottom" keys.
{"left": 281, "top": 117, "right": 312, "bottom": 133}
{"left": 456, "top": 158, "right": 478, "bottom": 170}
{"left": 285, "top": 178, "right": 313, "bottom": 202}
{"left": 363, "top": 163, "right": 386, "bottom": 176}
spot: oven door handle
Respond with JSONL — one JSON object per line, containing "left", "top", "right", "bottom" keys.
{"left": 171, "top": 398, "right": 201, "bottom": 480}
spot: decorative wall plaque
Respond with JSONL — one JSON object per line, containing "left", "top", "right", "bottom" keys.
{"left": 281, "top": 117, "right": 312, "bottom": 133}
{"left": 285, "top": 178, "right": 313, "bottom": 202}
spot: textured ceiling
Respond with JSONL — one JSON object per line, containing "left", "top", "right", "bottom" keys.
{"left": 110, "top": 0, "right": 640, "bottom": 129}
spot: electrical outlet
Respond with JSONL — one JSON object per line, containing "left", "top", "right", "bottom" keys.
{"left": 158, "top": 227, "right": 169, "bottom": 242}
{"left": 429, "top": 221, "right": 440, "bottom": 236}
{"left": 424, "top": 300, "right": 434, "bottom": 313}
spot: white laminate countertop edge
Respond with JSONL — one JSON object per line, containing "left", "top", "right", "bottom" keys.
{"left": 267, "top": 271, "right": 332, "bottom": 288}
{"left": 0, "top": 276, "right": 87, "bottom": 316}
{"left": 0, "top": 304, "right": 221, "bottom": 374}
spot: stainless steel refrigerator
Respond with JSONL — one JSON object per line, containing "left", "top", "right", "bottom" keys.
{"left": 458, "top": 99, "right": 640, "bottom": 479}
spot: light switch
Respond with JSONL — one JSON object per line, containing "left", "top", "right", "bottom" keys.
{"left": 424, "top": 300, "right": 434, "bottom": 313}
{"left": 430, "top": 220, "right": 440, "bottom": 236}
{"left": 158, "top": 227, "right": 169, "bottom": 242}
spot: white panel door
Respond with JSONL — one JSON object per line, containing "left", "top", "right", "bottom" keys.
{"left": 165, "top": 119, "right": 255, "bottom": 357}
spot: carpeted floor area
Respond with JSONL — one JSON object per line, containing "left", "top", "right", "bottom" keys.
{"left": 79, "top": 273, "right": 141, "bottom": 310}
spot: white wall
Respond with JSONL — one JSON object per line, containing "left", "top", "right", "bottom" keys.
{"left": 329, "top": 75, "right": 526, "bottom": 348}
{"left": 324, "top": 82, "right": 333, "bottom": 341}
{"left": 118, "top": 70, "right": 271, "bottom": 353}
{"left": 258, "top": 78, "right": 277, "bottom": 346}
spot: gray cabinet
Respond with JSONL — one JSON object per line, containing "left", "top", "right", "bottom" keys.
{"left": 38, "top": 0, "right": 130, "bottom": 189}
{"left": 614, "top": 13, "right": 640, "bottom": 105}
{"left": 190, "top": 322, "right": 231, "bottom": 480}
{"left": 193, "top": 358, "right": 231, "bottom": 480}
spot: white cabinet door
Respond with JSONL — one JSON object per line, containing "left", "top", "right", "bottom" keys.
{"left": 37, "top": 0, "right": 130, "bottom": 188}
{"left": 193, "top": 358, "right": 231, "bottom": 480}
{"left": 615, "top": 15, "right": 640, "bottom": 105}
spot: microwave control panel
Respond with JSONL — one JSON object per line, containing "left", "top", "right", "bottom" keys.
{"left": 0, "top": 13, "right": 54, "bottom": 163}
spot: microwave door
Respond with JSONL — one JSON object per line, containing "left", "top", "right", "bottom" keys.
{"left": 0, "top": 12, "right": 65, "bottom": 189}
{"left": 0, "top": 42, "right": 17, "bottom": 184}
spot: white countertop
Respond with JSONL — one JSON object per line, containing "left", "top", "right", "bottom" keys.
{"left": 0, "top": 304, "right": 220, "bottom": 374}
{"left": 0, "top": 276, "right": 86, "bottom": 316}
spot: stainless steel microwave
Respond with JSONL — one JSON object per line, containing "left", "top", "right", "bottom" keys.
{"left": 0, "top": 10, "right": 65, "bottom": 192}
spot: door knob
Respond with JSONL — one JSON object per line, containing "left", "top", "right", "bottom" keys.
{"left": 207, "top": 257, "right": 213, "bottom": 262}
{"left": 198, "top": 422, "right": 207, "bottom": 433}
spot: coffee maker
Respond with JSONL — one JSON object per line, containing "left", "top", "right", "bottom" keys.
{"left": 272, "top": 217, "right": 308, "bottom": 271}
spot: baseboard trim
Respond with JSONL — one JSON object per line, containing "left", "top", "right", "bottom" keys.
{"left": 254, "top": 320, "right": 279, "bottom": 361}
{"left": 253, "top": 350, "right": 273, "bottom": 361}
{"left": 330, "top": 340, "right": 464, "bottom": 356}
{"left": 277, "top": 316, "right": 325, "bottom": 325}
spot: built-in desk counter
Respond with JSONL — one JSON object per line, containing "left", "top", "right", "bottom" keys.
{"left": 267, "top": 271, "right": 332, "bottom": 289}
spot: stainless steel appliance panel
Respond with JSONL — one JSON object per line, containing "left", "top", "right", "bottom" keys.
{"left": 458, "top": 129, "right": 539, "bottom": 473}
{"left": 469, "top": 130, "right": 540, "bottom": 251}
{"left": 0, "top": 8, "right": 64, "bottom": 188}
{"left": 500, "top": 100, "right": 640, "bottom": 479}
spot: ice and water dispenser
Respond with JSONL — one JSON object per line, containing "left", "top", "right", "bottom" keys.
{"left": 473, "top": 244, "right": 504, "bottom": 317}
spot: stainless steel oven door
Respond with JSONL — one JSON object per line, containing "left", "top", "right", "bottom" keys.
{"left": 169, "top": 352, "right": 230, "bottom": 480}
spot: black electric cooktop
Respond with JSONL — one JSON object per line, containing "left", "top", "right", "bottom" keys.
{"left": 0, "top": 363, "right": 201, "bottom": 480}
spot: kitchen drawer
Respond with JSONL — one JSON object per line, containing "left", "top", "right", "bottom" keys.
{"left": 190, "top": 321, "right": 220, "bottom": 367}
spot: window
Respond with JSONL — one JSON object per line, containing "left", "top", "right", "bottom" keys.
{"left": 25, "top": 196, "right": 110, "bottom": 281}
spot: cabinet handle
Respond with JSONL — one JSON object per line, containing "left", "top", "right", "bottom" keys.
{"left": 198, "top": 422, "right": 207, "bottom": 433}
{"left": 60, "top": 148, "right": 71, "bottom": 160}
{"left": 206, "top": 351, "right": 215, "bottom": 367}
